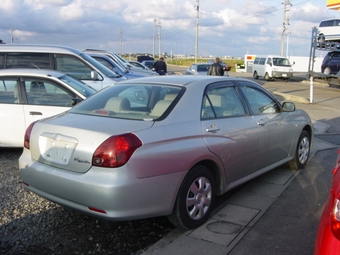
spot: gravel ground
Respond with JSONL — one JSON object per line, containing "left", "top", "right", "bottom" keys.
{"left": 0, "top": 148, "right": 174, "bottom": 255}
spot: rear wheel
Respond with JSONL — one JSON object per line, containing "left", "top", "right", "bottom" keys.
{"left": 253, "top": 71, "right": 259, "bottom": 79}
{"left": 289, "top": 130, "right": 311, "bottom": 170}
{"left": 167, "top": 165, "right": 216, "bottom": 229}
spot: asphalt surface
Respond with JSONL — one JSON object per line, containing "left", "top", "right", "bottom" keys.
{"left": 143, "top": 70, "right": 340, "bottom": 255}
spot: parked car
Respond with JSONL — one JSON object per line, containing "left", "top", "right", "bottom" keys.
{"left": 84, "top": 49, "right": 156, "bottom": 76}
{"left": 89, "top": 54, "right": 152, "bottom": 79}
{"left": 185, "top": 63, "right": 211, "bottom": 75}
{"left": 314, "top": 149, "right": 340, "bottom": 254}
{"left": 128, "top": 60, "right": 150, "bottom": 70}
{"left": 141, "top": 60, "right": 156, "bottom": 70}
{"left": 0, "top": 69, "right": 96, "bottom": 147}
{"left": 0, "top": 44, "right": 126, "bottom": 91}
{"left": 318, "top": 18, "right": 340, "bottom": 42}
{"left": 207, "top": 59, "right": 231, "bottom": 71}
{"left": 321, "top": 51, "right": 340, "bottom": 75}
{"left": 19, "top": 76, "right": 313, "bottom": 230}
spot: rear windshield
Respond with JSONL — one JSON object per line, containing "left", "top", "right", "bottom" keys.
{"left": 70, "top": 83, "right": 184, "bottom": 121}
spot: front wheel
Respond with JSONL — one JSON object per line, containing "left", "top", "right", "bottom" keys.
{"left": 264, "top": 72, "right": 271, "bottom": 81}
{"left": 253, "top": 71, "right": 259, "bottom": 79}
{"left": 323, "top": 67, "right": 331, "bottom": 75}
{"left": 167, "top": 165, "right": 216, "bottom": 229}
{"left": 289, "top": 130, "right": 311, "bottom": 170}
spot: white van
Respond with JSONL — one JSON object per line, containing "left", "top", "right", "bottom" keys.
{"left": 318, "top": 18, "right": 340, "bottom": 42}
{"left": 0, "top": 44, "right": 126, "bottom": 90}
{"left": 252, "top": 55, "right": 293, "bottom": 81}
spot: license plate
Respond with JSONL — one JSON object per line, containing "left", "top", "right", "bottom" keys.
{"left": 282, "top": 74, "right": 287, "bottom": 77}
{"left": 40, "top": 133, "right": 78, "bottom": 164}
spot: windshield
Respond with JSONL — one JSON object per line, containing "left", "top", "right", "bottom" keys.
{"left": 59, "top": 74, "right": 96, "bottom": 97}
{"left": 272, "top": 58, "right": 291, "bottom": 67}
{"left": 80, "top": 53, "right": 122, "bottom": 78}
{"left": 70, "top": 83, "right": 184, "bottom": 121}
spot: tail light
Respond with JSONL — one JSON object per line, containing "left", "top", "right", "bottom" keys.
{"left": 332, "top": 149, "right": 340, "bottom": 176}
{"left": 330, "top": 149, "right": 340, "bottom": 240}
{"left": 24, "top": 122, "right": 37, "bottom": 150}
{"left": 92, "top": 133, "right": 142, "bottom": 168}
{"left": 331, "top": 197, "right": 340, "bottom": 240}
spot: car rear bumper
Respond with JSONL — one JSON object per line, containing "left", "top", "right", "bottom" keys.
{"left": 19, "top": 150, "right": 184, "bottom": 221}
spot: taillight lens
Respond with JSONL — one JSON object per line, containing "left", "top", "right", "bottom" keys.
{"left": 332, "top": 149, "right": 340, "bottom": 176}
{"left": 24, "top": 122, "right": 36, "bottom": 150}
{"left": 92, "top": 133, "right": 142, "bottom": 168}
{"left": 331, "top": 197, "right": 340, "bottom": 240}
{"left": 330, "top": 149, "right": 340, "bottom": 240}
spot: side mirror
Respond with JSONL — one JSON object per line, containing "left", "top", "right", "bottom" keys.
{"left": 282, "top": 102, "right": 295, "bottom": 112}
{"left": 91, "top": 71, "right": 98, "bottom": 80}
{"left": 71, "top": 98, "right": 82, "bottom": 106}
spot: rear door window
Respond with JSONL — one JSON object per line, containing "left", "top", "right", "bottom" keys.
{"left": 6, "top": 53, "right": 53, "bottom": 69}
{"left": 55, "top": 54, "right": 93, "bottom": 81}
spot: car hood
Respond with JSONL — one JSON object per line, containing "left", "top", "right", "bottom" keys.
{"left": 29, "top": 112, "right": 154, "bottom": 173}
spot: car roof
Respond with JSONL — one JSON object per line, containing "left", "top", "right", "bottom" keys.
{"left": 116, "top": 74, "right": 252, "bottom": 87}
{"left": 0, "top": 68, "right": 65, "bottom": 78}
{"left": 0, "top": 44, "right": 83, "bottom": 55}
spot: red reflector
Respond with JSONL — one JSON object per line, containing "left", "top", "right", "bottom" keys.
{"left": 22, "top": 182, "right": 29, "bottom": 187}
{"left": 88, "top": 207, "right": 107, "bottom": 214}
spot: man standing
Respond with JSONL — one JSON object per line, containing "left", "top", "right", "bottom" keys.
{"left": 207, "top": 57, "right": 224, "bottom": 76}
{"left": 154, "top": 57, "right": 167, "bottom": 75}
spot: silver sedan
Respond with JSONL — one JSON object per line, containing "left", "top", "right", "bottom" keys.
{"left": 185, "top": 63, "right": 211, "bottom": 75}
{"left": 19, "top": 76, "right": 313, "bottom": 229}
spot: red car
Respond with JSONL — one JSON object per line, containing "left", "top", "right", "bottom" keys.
{"left": 314, "top": 149, "right": 340, "bottom": 254}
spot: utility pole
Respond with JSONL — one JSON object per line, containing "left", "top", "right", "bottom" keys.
{"left": 153, "top": 19, "right": 156, "bottom": 58}
{"left": 194, "top": 0, "right": 199, "bottom": 62}
{"left": 120, "top": 27, "right": 123, "bottom": 56}
{"left": 280, "top": 0, "right": 291, "bottom": 56}
{"left": 158, "top": 20, "right": 161, "bottom": 57}
{"left": 10, "top": 28, "right": 16, "bottom": 43}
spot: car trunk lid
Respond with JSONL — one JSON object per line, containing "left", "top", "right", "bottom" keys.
{"left": 29, "top": 113, "right": 153, "bottom": 173}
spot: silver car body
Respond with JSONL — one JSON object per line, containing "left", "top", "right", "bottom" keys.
{"left": 0, "top": 44, "right": 126, "bottom": 90}
{"left": 185, "top": 63, "right": 211, "bottom": 75}
{"left": 19, "top": 76, "right": 313, "bottom": 227}
{"left": 83, "top": 49, "right": 157, "bottom": 76}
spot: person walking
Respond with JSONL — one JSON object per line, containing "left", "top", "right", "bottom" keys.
{"left": 154, "top": 57, "right": 167, "bottom": 75}
{"left": 207, "top": 57, "right": 224, "bottom": 76}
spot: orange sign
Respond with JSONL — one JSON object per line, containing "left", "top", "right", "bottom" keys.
{"left": 327, "top": 0, "right": 340, "bottom": 9}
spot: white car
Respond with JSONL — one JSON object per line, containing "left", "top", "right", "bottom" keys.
{"left": 0, "top": 69, "right": 96, "bottom": 147}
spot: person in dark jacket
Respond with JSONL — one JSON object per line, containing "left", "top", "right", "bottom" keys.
{"left": 207, "top": 57, "right": 224, "bottom": 76}
{"left": 154, "top": 57, "right": 167, "bottom": 75}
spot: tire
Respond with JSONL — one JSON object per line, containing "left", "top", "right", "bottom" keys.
{"left": 253, "top": 71, "right": 259, "bottom": 79}
{"left": 289, "top": 130, "right": 311, "bottom": 170}
{"left": 318, "top": 34, "right": 325, "bottom": 42}
{"left": 167, "top": 165, "right": 216, "bottom": 230}
{"left": 264, "top": 72, "right": 271, "bottom": 81}
{"left": 323, "top": 67, "right": 331, "bottom": 75}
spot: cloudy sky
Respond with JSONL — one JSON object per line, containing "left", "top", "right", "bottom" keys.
{"left": 0, "top": 0, "right": 336, "bottom": 58}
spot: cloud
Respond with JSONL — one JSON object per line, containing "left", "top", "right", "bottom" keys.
{"left": 291, "top": 2, "right": 332, "bottom": 23}
{"left": 59, "top": 1, "right": 83, "bottom": 20}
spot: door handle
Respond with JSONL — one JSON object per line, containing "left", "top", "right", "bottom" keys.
{"left": 206, "top": 124, "right": 220, "bottom": 133}
{"left": 29, "top": 111, "right": 43, "bottom": 116}
{"left": 257, "top": 119, "right": 266, "bottom": 126}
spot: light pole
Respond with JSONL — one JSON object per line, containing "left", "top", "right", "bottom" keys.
{"left": 286, "top": 32, "right": 291, "bottom": 57}
{"left": 194, "top": 0, "right": 199, "bottom": 62}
